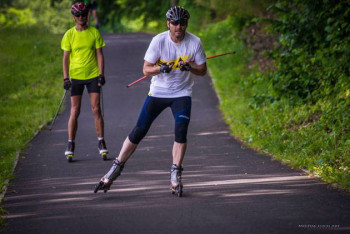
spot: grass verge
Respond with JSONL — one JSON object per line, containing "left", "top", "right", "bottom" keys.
{"left": 0, "top": 26, "right": 62, "bottom": 227}
{"left": 201, "top": 17, "right": 350, "bottom": 191}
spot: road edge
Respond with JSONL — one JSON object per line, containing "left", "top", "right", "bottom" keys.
{"left": 0, "top": 122, "right": 48, "bottom": 203}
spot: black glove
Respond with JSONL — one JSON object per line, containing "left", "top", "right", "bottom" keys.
{"left": 160, "top": 63, "right": 172, "bottom": 73}
{"left": 98, "top": 75, "right": 105, "bottom": 86}
{"left": 180, "top": 62, "right": 191, "bottom": 71}
{"left": 64, "top": 78, "right": 71, "bottom": 90}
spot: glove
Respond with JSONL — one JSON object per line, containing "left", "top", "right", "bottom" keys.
{"left": 180, "top": 62, "right": 191, "bottom": 71}
{"left": 64, "top": 78, "right": 71, "bottom": 90}
{"left": 159, "top": 63, "right": 172, "bottom": 73}
{"left": 98, "top": 75, "right": 105, "bottom": 86}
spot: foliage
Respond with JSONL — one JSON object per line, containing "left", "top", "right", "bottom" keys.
{"left": 0, "top": 7, "right": 37, "bottom": 27}
{"left": 0, "top": 0, "right": 12, "bottom": 8}
{"left": 98, "top": 0, "right": 171, "bottom": 32}
{"left": 33, "top": 0, "right": 73, "bottom": 34}
{"left": 195, "top": 0, "right": 274, "bottom": 19}
{"left": 201, "top": 16, "right": 251, "bottom": 79}
{"left": 267, "top": 0, "right": 350, "bottom": 103}
{"left": 0, "top": 206, "right": 5, "bottom": 230}
{"left": 0, "top": 0, "right": 75, "bottom": 34}
{"left": 96, "top": 0, "right": 273, "bottom": 33}
{"left": 0, "top": 0, "right": 273, "bottom": 33}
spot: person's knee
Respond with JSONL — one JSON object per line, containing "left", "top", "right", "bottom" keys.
{"left": 70, "top": 107, "right": 80, "bottom": 119}
{"left": 91, "top": 105, "right": 101, "bottom": 116}
{"left": 128, "top": 126, "right": 148, "bottom": 144}
{"left": 175, "top": 123, "right": 188, "bottom": 143}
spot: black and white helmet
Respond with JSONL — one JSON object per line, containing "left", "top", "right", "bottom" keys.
{"left": 166, "top": 6, "right": 190, "bottom": 21}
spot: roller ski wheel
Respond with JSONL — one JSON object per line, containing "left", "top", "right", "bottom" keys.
{"left": 94, "top": 181, "right": 109, "bottom": 193}
{"left": 171, "top": 185, "right": 183, "bottom": 197}
{"left": 66, "top": 154, "right": 73, "bottom": 162}
{"left": 94, "top": 179, "right": 112, "bottom": 193}
{"left": 98, "top": 139, "right": 108, "bottom": 160}
{"left": 94, "top": 160, "right": 124, "bottom": 194}
{"left": 100, "top": 152, "right": 108, "bottom": 161}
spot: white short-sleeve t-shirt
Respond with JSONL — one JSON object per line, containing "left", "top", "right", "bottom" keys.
{"left": 144, "top": 31, "right": 206, "bottom": 98}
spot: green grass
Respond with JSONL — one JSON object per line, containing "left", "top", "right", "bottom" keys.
{"left": 200, "top": 17, "right": 350, "bottom": 191}
{"left": 0, "top": 27, "right": 62, "bottom": 224}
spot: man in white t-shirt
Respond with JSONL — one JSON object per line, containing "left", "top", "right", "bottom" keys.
{"left": 95, "top": 6, "right": 207, "bottom": 197}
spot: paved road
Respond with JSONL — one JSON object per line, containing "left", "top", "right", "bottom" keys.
{"left": 2, "top": 33, "right": 350, "bottom": 234}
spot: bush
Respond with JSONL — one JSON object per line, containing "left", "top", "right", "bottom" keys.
{"left": 267, "top": 0, "right": 350, "bottom": 103}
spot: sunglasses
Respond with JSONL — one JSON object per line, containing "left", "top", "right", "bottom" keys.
{"left": 73, "top": 12, "right": 88, "bottom": 17}
{"left": 170, "top": 20, "right": 187, "bottom": 26}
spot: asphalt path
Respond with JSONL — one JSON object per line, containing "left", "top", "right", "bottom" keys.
{"left": 2, "top": 33, "right": 350, "bottom": 234}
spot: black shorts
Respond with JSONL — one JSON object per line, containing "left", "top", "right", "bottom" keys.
{"left": 128, "top": 96, "right": 192, "bottom": 144}
{"left": 70, "top": 77, "right": 100, "bottom": 96}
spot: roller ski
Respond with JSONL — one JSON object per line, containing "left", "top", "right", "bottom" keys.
{"left": 65, "top": 141, "right": 75, "bottom": 162}
{"left": 94, "top": 159, "right": 125, "bottom": 193}
{"left": 171, "top": 164, "right": 183, "bottom": 197}
{"left": 98, "top": 139, "right": 109, "bottom": 160}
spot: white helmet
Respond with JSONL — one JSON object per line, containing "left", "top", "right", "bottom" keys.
{"left": 166, "top": 6, "right": 190, "bottom": 21}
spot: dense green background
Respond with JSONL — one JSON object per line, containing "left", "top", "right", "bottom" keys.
{"left": 0, "top": 0, "right": 349, "bottom": 217}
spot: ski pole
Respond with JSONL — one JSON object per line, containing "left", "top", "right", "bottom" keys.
{"left": 100, "top": 86, "right": 104, "bottom": 117}
{"left": 206, "top": 51, "right": 236, "bottom": 59}
{"left": 126, "top": 51, "right": 236, "bottom": 88}
{"left": 49, "top": 90, "right": 67, "bottom": 131}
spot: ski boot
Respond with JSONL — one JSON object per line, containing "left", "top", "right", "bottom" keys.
{"left": 94, "top": 159, "right": 125, "bottom": 193}
{"left": 98, "top": 139, "right": 109, "bottom": 160}
{"left": 171, "top": 164, "right": 183, "bottom": 197}
{"left": 65, "top": 141, "right": 75, "bottom": 162}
